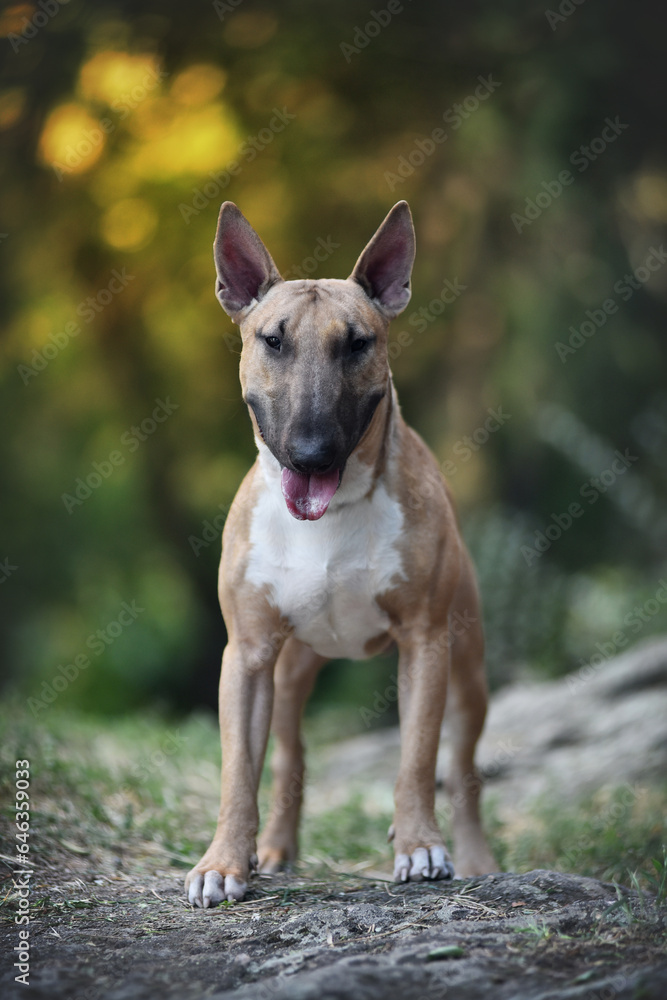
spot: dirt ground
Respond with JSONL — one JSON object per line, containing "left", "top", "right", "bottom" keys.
{"left": 2, "top": 858, "right": 666, "bottom": 1000}
{"left": 2, "top": 639, "right": 665, "bottom": 997}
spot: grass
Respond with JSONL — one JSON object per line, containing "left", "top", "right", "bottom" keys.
{"left": 1, "top": 701, "right": 665, "bottom": 900}
{"left": 301, "top": 794, "right": 394, "bottom": 870}
{"left": 0, "top": 704, "right": 221, "bottom": 878}
{"left": 513, "top": 917, "right": 561, "bottom": 942}
{"left": 496, "top": 787, "right": 667, "bottom": 888}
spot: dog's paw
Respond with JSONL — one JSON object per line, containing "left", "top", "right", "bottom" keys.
{"left": 393, "top": 845, "right": 455, "bottom": 883}
{"left": 451, "top": 828, "right": 497, "bottom": 876}
{"left": 257, "top": 844, "right": 294, "bottom": 874}
{"left": 185, "top": 853, "right": 257, "bottom": 907}
{"left": 186, "top": 870, "right": 246, "bottom": 907}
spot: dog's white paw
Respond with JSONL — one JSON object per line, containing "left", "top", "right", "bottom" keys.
{"left": 187, "top": 870, "right": 248, "bottom": 907}
{"left": 393, "top": 845, "right": 455, "bottom": 882}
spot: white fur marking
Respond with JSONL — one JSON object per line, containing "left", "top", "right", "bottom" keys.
{"left": 246, "top": 444, "right": 404, "bottom": 660}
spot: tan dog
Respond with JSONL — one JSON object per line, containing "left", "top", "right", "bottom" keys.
{"left": 186, "top": 201, "right": 496, "bottom": 907}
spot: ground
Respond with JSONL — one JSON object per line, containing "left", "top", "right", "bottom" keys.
{"left": 1, "top": 864, "right": 666, "bottom": 999}
{"left": 1, "top": 637, "right": 666, "bottom": 997}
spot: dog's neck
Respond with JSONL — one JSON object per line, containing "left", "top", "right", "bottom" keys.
{"left": 351, "top": 374, "right": 398, "bottom": 482}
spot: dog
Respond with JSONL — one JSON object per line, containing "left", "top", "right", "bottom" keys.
{"left": 186, "top": 200, "right": 497, "bottom": 907}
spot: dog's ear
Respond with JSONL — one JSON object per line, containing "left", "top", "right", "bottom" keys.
{"left": 213, "top": 202, "right": 282, "bottom": 320}
{"left": 349, "top": 201, "right": 416, "bottom": 318}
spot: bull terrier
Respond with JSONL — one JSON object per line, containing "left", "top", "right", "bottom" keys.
{"left": 186, "top": 200, "right": 497, "bottom": 907}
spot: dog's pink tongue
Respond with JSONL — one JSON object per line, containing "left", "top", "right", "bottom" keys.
{"left": 281, "top": 468, "right": 340, "bottom": 521}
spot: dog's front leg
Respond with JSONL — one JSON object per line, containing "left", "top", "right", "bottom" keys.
{"left": 391, "top": 633, "right": 455, "bottom": 882}
{"left": 258, "top": 637, "right": 327, "bottom": 873}
{"left": 186, "top": 635, "right": 280, "bottom": 906}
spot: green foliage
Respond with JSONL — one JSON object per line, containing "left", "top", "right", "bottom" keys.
{"left": 1, "top": 704, "right": 664, "bottom": 894}
{"left": 1, "top": 1, "right": 666, "bottom": 711}
{"left": 644, "top": 850, "right": 667, "bottom": 907}
{"left": 465, "top": 509, "right": 667, "bottom": 685}
{"left": 301, "top": 794, "right": 393, "bottom": 868}
{"left": 0, "top": 701, "right": 221, "bottom": 868}
{"left": 498, "top": 786, "right": 667, "bottom": 887}
{"left": 512, "top": 918, "right": 555, "bottom": 942}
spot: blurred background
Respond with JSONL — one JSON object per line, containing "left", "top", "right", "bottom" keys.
{"left": 1, "top": 0, "right": 666, "bottom": 719}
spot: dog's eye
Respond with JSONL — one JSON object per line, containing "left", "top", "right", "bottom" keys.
{"left": 265, "top": 336, "right": 281, "bottom": 351}
{"left": 350, "top": 338, "right": 368, "bottom": 353}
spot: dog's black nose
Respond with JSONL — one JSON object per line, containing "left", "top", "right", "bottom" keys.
{"left": 287, "top": 437, "right": 338, "bottom": 475}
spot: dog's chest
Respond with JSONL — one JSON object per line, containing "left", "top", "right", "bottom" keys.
{"left": 245, "top": 482, "right": 404, "bottom": 660}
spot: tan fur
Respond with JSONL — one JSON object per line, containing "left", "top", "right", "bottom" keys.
{"left": 185, "top": 203, "right": 496, "bottom": 906}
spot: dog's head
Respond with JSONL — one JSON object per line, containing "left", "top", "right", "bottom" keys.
{"left": 213, "top": 200, "right": 415, "bottom": 520}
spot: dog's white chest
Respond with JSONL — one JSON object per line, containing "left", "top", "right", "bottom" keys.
{"left": 245, "top": 474, "right": 404, "bottom": 660}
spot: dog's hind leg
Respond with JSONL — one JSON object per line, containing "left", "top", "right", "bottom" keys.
{"left": 257, "top": 637, "right": 327, "bottom": 873}
{"left": 445, "top": 548, "right": 498, "bottom": 876}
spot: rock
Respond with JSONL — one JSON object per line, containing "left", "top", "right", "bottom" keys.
{"left": 474, "top": 636, "right": 667, "bottom": 809}
{"left": 307, "top": 636, "right": 667, "bottom": 821}
{"left": 1, "top": 869, "right": 665, "bottom": 1000}
{"left": 2, "top": 639, "right": 665, "bottom": 999}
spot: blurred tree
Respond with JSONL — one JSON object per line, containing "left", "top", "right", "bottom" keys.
{"left": 0, "top": 0, "right": 665, "bottom": 712}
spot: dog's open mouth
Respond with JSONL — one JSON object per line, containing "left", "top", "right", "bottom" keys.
{"left": 280, "top": 468, "right": 341, "bottom": 521}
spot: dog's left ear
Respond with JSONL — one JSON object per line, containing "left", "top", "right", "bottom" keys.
{"left": 350, "top": 201, "right": 416, "bottom": 318}
{"left": 214, "top": 202, "right": 283, "bottom": 320}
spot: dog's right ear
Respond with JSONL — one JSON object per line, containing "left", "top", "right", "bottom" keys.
{"left": 213, "top": 202, "right": 283, "bottom": 320}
